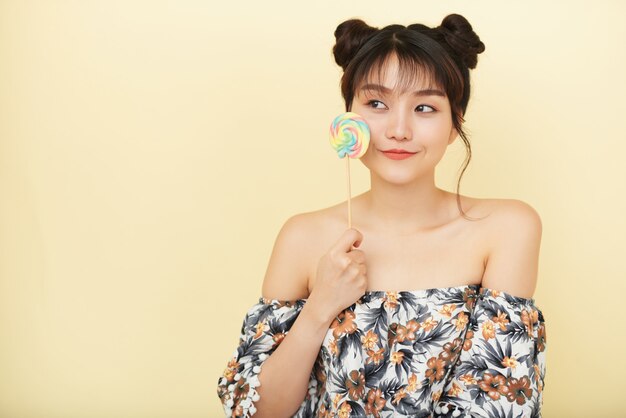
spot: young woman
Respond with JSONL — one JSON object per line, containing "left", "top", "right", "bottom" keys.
{"left": 217, "top": 13, "right": 547, "bottom": 418}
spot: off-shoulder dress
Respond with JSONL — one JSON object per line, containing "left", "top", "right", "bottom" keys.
{"left": 217, "top": 283, "right": 547, "bottom": 418}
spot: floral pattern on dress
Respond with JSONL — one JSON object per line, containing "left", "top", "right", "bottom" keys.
{"left": 217, "top": 284, "right": 546, "bottom": 418}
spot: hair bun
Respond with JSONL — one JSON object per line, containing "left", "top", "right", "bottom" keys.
{"left": 436, "top": 13, "right": 485, "bottom": 69}
{"left": 332, "top": 19, "right": 378, "bottom": 70}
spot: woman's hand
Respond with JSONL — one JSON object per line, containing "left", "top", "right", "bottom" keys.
{"left": 307, "top": 228, "right": 368, "bottom": 323}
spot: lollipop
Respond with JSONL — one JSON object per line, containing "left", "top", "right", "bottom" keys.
{"left": 329, "top": 111, "right": 371, "bottom": 159}
{"left": 329, "top": 112, "right": 371, "bottom": 228}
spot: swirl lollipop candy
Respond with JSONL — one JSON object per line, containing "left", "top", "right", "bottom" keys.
{"left": 329, "top": 112, "right": 371, "bottom": 228}
{"left": 329, "top": 111, "right": 371, "bottom": 159}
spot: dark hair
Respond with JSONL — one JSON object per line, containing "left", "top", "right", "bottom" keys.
{"left": 332, "top": 13, "right": 485, "bottom": 220}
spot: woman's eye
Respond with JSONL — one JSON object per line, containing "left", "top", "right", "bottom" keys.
{"left": 416, "top": 104, "right": 436, "bottom": 113}
{"left": 366, "top": 100, "right": 387, "bottom": 109}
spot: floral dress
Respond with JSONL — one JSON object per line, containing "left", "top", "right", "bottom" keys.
{"left": 217, "top": 284, "right": 547, "bottom": 418}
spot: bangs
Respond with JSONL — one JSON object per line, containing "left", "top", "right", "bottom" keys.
{"left": 356, "top": 51, "right": 446, "bottom": 97}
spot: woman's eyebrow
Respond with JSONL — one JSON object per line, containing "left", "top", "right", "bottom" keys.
{"left": 359, "top": 83, "right": 445, "bottom": 97}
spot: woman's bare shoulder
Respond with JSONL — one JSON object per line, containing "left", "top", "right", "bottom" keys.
{"left": 458, "top": 195, "right": 540, "bottom": 223}
{"left": 466, "top": 196, "right": 542, "bottom": 298}
{"left": 260, "top": 205, "right": 344, "bottom": 301}
{"left": 478, "top": 197, "right": 542, "bottom": 242}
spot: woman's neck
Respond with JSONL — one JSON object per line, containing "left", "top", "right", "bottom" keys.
{"left": 355, "top": 173, "right": 456, "bottom": 234}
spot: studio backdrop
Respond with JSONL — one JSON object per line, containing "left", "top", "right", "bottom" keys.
{"left": 1, "top": 0, "right": 624, "bottom": 417}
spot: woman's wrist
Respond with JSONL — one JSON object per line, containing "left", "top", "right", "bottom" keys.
{"left": 302, "top": 293, "right": 336, "bottom": 329}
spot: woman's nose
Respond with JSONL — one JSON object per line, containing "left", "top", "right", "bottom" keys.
{"left": 385, "top": 110, "right": 412, "bottom": 141}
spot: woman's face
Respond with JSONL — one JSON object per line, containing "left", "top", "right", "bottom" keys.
{"left": 350, "top": 55, "right": 458, "bottom": 185}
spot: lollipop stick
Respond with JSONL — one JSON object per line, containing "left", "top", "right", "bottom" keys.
{"left": 330, "top": 111, "right": 369, "bottom": 230}
{"left": 346, "top": 156, "right": 351, "bottom": 229}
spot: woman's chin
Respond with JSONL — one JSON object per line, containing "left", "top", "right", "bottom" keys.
{"left": 361, "top": 159, "right": 431, "bottom": 185}
{"left": 375, "top": 171, "right": 424, "bottom": 186}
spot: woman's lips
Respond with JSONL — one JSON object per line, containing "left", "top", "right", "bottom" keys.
{"left": 381, "top": 149, "right": 418, "bottom": 160}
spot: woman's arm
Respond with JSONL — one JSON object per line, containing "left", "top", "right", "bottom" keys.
{"left": 253, "top": 214, "right": 367, "bottom": 417}
{"left": 434, "top": 200, "right": 547, "bottom": 417}
{"left": 218, "top": 214, "right": 367, "bottom": 417}
{"left": 252, "top": 297, "right": 334, "bottom": 417}
{"left": 253, "top": 214, "right": 330, "bottom": 416}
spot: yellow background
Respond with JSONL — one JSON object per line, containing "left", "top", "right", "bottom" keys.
{"left": 1, "top": 1, "right": 624, "bottom": 417}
